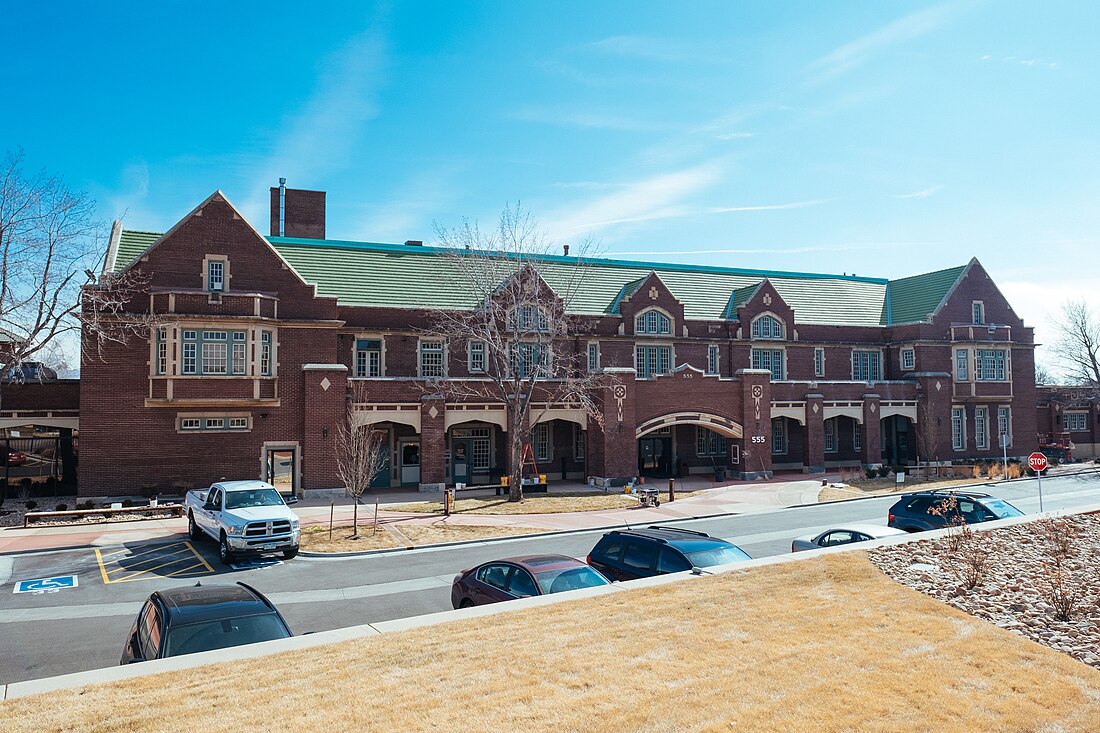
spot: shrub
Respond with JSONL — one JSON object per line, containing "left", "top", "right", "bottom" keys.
{"left": 78, "top": 500, "right": 95, "bottom": 510}
{"left": 24, "top": 500, "right": 37, "bottom": 510}
{"left": 1005, "top": 463, "right": 1023, "bottom": 479}
{"left": 55, "top": 503, "right": 68, "bottom": 512}
{"left": 1045, "top": 567, "right": 1082, "bottom": 621}
{"left": 865, "top": 468, "right": 877, "bottom": 479}
{"left": 121, "top": 498, "right": 134, "bottom": 508}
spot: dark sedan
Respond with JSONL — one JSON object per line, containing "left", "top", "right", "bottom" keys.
{"left": 120, "top": 582, "right": 293, "bottom": 663}
{"left": 451, "top": 554, "right": 611, "bottom": 608}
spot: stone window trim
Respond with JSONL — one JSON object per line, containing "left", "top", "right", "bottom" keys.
{"left": 974, "top": 349, "right": 1008, "bottom": 382}
{"left": 532, "top": 422, "right": 550, "bottom": 462}
{"left": 951, "top": 406, "right": 966, "bottom": 451}
{"left": 152, "top": 324, "right": 276, "bottom": 378}
{"left": 176, "top": 411, "right": 253, "bottom": 434}
{"left": 751, "top": 346, "right": 785, "bottom": 381}
{"left": 813, "top": 347, "right": 825, "bottom": 378}
{"left": 997, "top": 406, "right": 1012, "bottom": 448}
{"left": 202, "top": 255, "right": 230, "bottom": 293}
{"left": 706, "top": 344, "right": 720, "bottom": 376}
{"left": 353, "top": 335, "right": 386, "bottom": 378}
{"left": 587, "top": 341, "right": 600, "bottom": 372}
{"left": 634, "top": 307, "right": 673, "bottom": 336}
{"left": 900, "top": 347, "right": 915, "bottom": 371}
{"left": 509, "top": 304, "right": 550, "bottom": 333}
{"left": 418, "top": 338, "right": 447, "bottom": 379}
{"left": 972, "top": 300, "right": 985, "bottom": 325}
{"left": 468, "top": 339, "right": 487, "bottom": 374}
{"left": 750, "top": 312, "right": 786, "bottom": 340}
{"left": 975, "top": 406, "right": 989, "bottom": 450}
{"left": 955, "top": 348, "right": 970, "bottom": 382}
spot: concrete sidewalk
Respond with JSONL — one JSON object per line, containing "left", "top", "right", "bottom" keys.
{"left": 0, "top": 474, "right": 830, "bottom": 554}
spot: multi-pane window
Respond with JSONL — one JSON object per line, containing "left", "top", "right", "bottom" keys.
{"left": 851, "top": 351, "right": 882, "bottom": 381}
{"left": 511, "top": 305, "right": 549, "bottom": 332}
{"left": 975, "top": 350, "right": 1007, "bottom": 381}
{"left": 814, "top": 348, "right": 825, "bottom": 378}
{"left": 824, "top": 418, "right": 837, "bottom": 453}
{"left": 853, "top": 426, "right": 862, "bottom": 452}
{"left": 355, "top": 339, "right": 382, "bottom": 378}
{"left": 901, "top": 348, "right": 915, "bottom": 371}
{"left": 453, "top": 427, "right": 492, "bottom": 470}
{"left": 201, "top": 331, "right": 228, "bottom": 374}
{"left": 231, "top": 331, "right": 247, "bottom": 375}
{"left": 635, "top": 309, "right": 671, "bottom": 335}
{"left": 533, "top": 422, "right": 549, "bottom": 461}
{"left": 751, "top": 315, "right": 784, "bottom": 340}
{"left": 205, "top": 418, "right": 225, "bottom": 430}
{"left": 751, "top": 348, "right": 784, "bottom": 380}
{"left": 975, "top": 407, "right": 989, "bottom": 450}
{"left": 706, "top": 345, "right": 720, "bottom": 375}
{"left": 587, "top": 342, "right": 600, "bottom": 371}
{"left": 208, "top": 260, "right": 225, "bottom": 291}
{"left": 180, "top": 416, "right": 250, "bottom": 432}
{"left": 972, "top": 301, "right": 985, "bottom": 325}
{"left": 771, "top": 418, "right": 786, "bottom": 454}
{"left": 997, "top": 407, "right": 1012, "bottom": 446}
{"left": 574, "top": 424, "right": 585, "bottom": 459}
{"left": 635, "top": 345, "right": 672, "bottom": 379}
{"left": 695, "top": 427, "right": 727, "bottom": 457}
{"left": 156, "top": 328, "right": 167, "bottom": 375}
{"left": 419, "top": 340, "right": 445, "bottom": 378}
{"left": 955, "top": 349, "right": 969, "bottom": 381}
{"left": 951, "top": 407, "right": 966, "bottom": 451}
{"left": 182, "top": 330, "right": 198, "bottom": 374}
{"left": 468, "top": 340, "right": 486, "bottom": 374}
{"left": 180, "top": 418, "right": 201, "bottom": 430}
{"left": 260, "top": 331, "right": 272, "bottom": 376}
{"left": 228, "top": 417, "right": 249, "bottom": 429}
{"left": 512, "top": 342, "right": 548, "bottom": 378}
{"left": 1065, "top": 412, "right": 1088, "bottom": 432}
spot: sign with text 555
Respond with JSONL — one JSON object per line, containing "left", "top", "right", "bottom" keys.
{"left": 751, "top": 435, "right": 766, "bottom": 444}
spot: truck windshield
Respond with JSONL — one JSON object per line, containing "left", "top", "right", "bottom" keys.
{"left": 164, "top": 615, "right": 291, "bottom": 657}
{"left": 224, "top": 489, "right": 286, "bottom": 510}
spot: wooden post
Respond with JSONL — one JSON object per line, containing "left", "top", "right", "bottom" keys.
{"left": 668, "top": 477, "right": 675, "bottom": 503}
{"left": 373, "top": 498, "right": 379, "bottom": 535}
{"left": 328, "top": 503, "right": 334, "bottom": 542}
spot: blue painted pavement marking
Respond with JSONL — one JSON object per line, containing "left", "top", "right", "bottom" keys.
{"left": 14, "top": 575, "right": 79, "bottom": 594}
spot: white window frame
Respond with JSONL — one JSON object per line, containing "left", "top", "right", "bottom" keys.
{"left": 900, "top": 348, "right": 915, "bottom": 371}
{"left": 975, "top": 407, "right": 989, "bottom": 450}
{"left": 419, "top": 339, "right": 446, "bottom": 379}
{"left": 511, "top": 341, "right": 550, "bottom": 378}
{"left": 587, "top": 342, "right": 600, "bottom": 372}
{"left": 955, "top": 349, "right": 969, "bottom": 381}
{"left": 533, "top": 422, "right": 550, "bottom": 462}
{"left": 1064, "top": 412, "right": 1088, "bottom": 432}
{"left": 975, "top": 349, "right": 1007, "bottom": 382}
{"left": 573, "top": 424, "right": 585, "bottom": 459}
{"left": 750, "top": 314, "right": 784, "bottom": 340}
{"left": 706, "top": 344, "right": 720, "bottom": 376}
{"left": 824, "top": 418, "right": 837, "bottom": 453}
{"left": 751, "top": 348, "right": 784, "bottom": 380}
{"left": 635, "top": 309, "right": 672, "bottom": 336}
{"left": 814, "top": 347, "right": 825, "bottom": 378}
{"left": 951, "top": 407, "right": 966, "bottom": 451}
{"left": 260, "top": 331, "right": 273, "bottom": 376}
{"left": 355, "top": 338, "right": 383, "bottom": 378}
{"left": 156, "top": 328, "right": 168, "bottom": 375}
{"left": 467, "top": 340, "right": 486, "bottom": 374}
{"left": 510, "top": 305, "right": 549, "bottom": 333}
{"left": 853, "top": 425, "right": 862, "bottom": 452}
{"left": 997, "top": 406, "right": 1012, "bottom": 447}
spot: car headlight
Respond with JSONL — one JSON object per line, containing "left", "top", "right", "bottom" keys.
{"left": 226, "top": 525, "right": 244, "bottom": 536}
{"left": 290, "top": 518, "right": 300, "bottom": 530}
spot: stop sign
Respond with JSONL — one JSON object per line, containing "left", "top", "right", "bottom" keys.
{"left": 1028, "top": 452, "right": 1048, "bottom": 472}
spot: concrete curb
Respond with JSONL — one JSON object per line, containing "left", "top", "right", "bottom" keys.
{"left": 7, "top": 501, "right": 1098, "bottom": 700}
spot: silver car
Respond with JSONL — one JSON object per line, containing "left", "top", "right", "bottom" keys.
{"left": 791, "top": 523, "right": 907, "bottom": 552}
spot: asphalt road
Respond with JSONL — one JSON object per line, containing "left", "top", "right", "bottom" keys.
{"left": 1, "top": 471, "right": 1098, "bottom": 684}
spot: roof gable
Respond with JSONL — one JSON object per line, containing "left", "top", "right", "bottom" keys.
{"left": 882, "top": 264, "right": 967, "bottom": 325}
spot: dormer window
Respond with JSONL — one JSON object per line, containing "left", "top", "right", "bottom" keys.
{"left": 510, "top": 305, "right": 549, "bottom": 332}
{"left": 751, "top": 314, "right": 784, "bottom": 340}
{"left": 635, "top": 309, "right": 671, "bottom": 335}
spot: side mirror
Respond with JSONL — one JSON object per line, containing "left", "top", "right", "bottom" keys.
{"left": 203, "top": 502, "right": 216, "bottom": 511}
{"left": 284, "top": 495, "right": 299, "bottom": 505}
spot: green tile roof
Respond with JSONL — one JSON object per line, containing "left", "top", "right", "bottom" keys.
{"left": 881, "top": 264, "right": 967, "bottom": 325}
{"left": 112, "top": 230, "right": 964, "bottom": 326}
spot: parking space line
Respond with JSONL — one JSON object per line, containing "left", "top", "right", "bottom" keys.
{"left": 183, "top": 542, "right": 215, "bottom": 573}
{"left": 94, "top": 541, "right": 214, "bottom": 585}
{"left": 94, "top": 550, "right": 110, "bottom": 586}
{"left": 103, "top": 545, "right": 193, "bottom": 576}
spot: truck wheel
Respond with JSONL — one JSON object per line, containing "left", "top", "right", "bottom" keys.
{"left": 282, "top": 546, "right": 299, "bottom": 560}
{"left": 219, "top": 533, "right": 235, "bottom": 565}
{"left": 188, "top": 513, "right": 202, "bottom": 541}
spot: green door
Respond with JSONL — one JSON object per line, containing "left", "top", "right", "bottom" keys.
{"left": 370, "top": 432, "right": 392, "bottom": 488}
{"left": 452, "top": 438, "right": 473, "bottom": 485}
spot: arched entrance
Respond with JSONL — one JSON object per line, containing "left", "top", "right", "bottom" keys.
{"left": 636, "top": 413, "right": 743, "bottom": 479}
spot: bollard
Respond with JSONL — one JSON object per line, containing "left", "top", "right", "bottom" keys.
{"left": 668, "top": 477, "right": 675, "bottom": 503}
{"left": 444, "top": 488, "right": 452, "bottom": 517}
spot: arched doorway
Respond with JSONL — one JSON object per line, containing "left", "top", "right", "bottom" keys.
{"left": 636, "top": 413, "right": 743, "bottom": 479}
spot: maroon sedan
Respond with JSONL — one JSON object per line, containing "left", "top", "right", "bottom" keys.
{"left": 4, "top": 450, "right": 26, "bottom": 467}
{"left": 451, "top": 554, "right": 611, "bottom": 608}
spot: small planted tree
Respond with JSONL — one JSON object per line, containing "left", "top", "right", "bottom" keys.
{"left": 915, "top": 398, "right": 941, "bottom": 480}
{"left": 334, "top": 384, "right": 389, "bottom": 539}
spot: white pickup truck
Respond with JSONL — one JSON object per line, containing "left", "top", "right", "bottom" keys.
{"left": 185, "top": 480, "right": 301, "bottom": 565}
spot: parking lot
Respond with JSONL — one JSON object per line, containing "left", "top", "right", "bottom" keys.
{"left": 94, "top": 541, "right": 215, "bottom": 584}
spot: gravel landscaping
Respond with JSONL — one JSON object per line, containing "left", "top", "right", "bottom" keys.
{"left": 869, "top": 513, "right": 1100, "bottom": 670}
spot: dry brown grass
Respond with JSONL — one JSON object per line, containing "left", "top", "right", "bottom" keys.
{"left": 299, "top": 523, "right": 548, "bottom": 552}
{"left": 818, "top": 477, "right": 983, "bottom": 502}
{"left": 387, "top": 489, "right": 702, "bottom": 515}
{"left": 3, "top": 553, "right": 1098, "bottom": 733}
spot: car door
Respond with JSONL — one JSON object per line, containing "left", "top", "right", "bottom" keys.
{"left": 818, "top": 531, "right": 856, "bottom": 547}
{"left": 506, "top": 567, "right": 539, "bottom": 598}
{"left": 136, "top": 600, "right": 164, "bottom": 661}
{"left": 588, "top": 539, "right": 626, "bottom": 580}
{"left": 120, "top": 602, "right": 148, "bottom": 664}
{"left": 471, "top": 563, "right": 515, "bottom": 604}
{"left": 656, "top": 547, "right": 692, "bottom": 574}
{"left": 198, "top": 488, "right": 222, "bottom": 533}
{"left": 619, "top": 541, "right": 659, "bottom": 580}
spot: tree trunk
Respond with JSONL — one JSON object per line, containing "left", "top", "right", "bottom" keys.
{"left": 509, "top": 431, "right": 524, "bottom": 502}
{"left": 352, "top": 499, "right": 359, "bottom": 539}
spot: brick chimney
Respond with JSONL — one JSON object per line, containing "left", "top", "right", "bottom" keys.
{"left": 269, "top": 183, "right": 326, "bottom": 239}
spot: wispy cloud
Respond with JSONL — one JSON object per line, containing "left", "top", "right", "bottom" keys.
{"left": 980, "top": 54, "right": 1058, "bottom": 69}
{"left": 807, "top": 4, "right": 955, "bottom": 83}
{"left": 240, "top": 28, "right": 388, "bottom": 220}
{"left": 707, "top": 199, "right": 828, "bottom": 214}
{"left": 587, "top": 35, "right": 722, "bottom": 63}
{"left": 511, "top": 107, "right": 667, "bottom": 132}
{"left": 352, "top": 166, "right": 463, "bottom": 243}
{"left": 104, "top": 158, "right": 150, "bottom": 222}
{"left": 896, "top": 185, "right": 941, "bottom": 199}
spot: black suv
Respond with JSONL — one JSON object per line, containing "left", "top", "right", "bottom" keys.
{"left": 887, "top": 490, "right": 1024, "bottom": 532}
{"left": 586, "top": 526, "right": 751, "bottom": 581}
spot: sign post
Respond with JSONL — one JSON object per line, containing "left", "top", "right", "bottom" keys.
{"left": 1000, "top": 433, "right": 1009, "bottom": 480}
{"left": 1028, "top": 451, "right": 1048, "bottom": 512}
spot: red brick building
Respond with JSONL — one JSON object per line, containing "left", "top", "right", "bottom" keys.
{"left": 78, "top": 187, "right": 1038, "bottom": 497}
{"left": 1036, "top": 386, "right": 1099, "bottom": 460}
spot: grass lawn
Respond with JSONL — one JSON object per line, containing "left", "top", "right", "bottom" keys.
{"left": 299, "top": 522, "right": 549, "bottom": 552}
{"left": 4, "top": 553, "right": 1097, "bottom": 732}
{"left": 386, "top": 489, "right": 702, "bottom": 515}
{"left": 818, "top": 477, "right": 990, "bottom": 502}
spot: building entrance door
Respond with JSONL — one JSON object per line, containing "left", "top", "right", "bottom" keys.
{"left": 399, "top": 440, "right": 421, "bottom": 486}
{"left": 638, "top": 436, "right": 672, "bottom": 477}
{"left": 371, "top": 431, "right": 392, "bottom": 489}
{"left": 451, "top": 438, "right": 472, "bottom": 485}
{"left": 265, "top": 448, "right": 296, "bottom": 495}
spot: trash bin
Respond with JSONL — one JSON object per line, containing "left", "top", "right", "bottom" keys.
{"left": 713, "top": 467, "right": 726, "bottom": 482}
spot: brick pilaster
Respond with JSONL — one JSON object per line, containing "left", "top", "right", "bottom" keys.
{"left": 803, "top": 393, "right": 825, "bottom": 473}
{"left": 862, "top": 393, "right": 882, "bottom": 467}
{"left": 736, "top": 369, "right": 772, "bottom": 479}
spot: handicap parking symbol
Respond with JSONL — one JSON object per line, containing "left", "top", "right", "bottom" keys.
{"left": 14, "top": 575, "right": 79, "bottom": 594}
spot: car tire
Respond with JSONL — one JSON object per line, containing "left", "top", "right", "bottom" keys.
{"left": 188, "top": 513, "right": 202, "bottom": 542}
{"left": 459, "top": 598, "right": 474, "bottom": 609}
{"left": 219, "top": 533, "right": 235, "bottom": 565}
{"left": 653, "top": 499, "right": 660, "bottom": 507}
{"left": 282, "top": 546, "right": 299, "bottom": 560}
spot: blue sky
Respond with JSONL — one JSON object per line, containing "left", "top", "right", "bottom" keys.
{"left": 3, "top": 1, "right": 1098, "bottom": 370}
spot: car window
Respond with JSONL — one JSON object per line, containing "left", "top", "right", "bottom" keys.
{"left": 853, "top": 532, "right": 872, "bottom": 542}
{"left": 622, "top": 542, "right": 657, "bottom": 571}
{"left": 982, "top": 499, "right": 1023, "bottom": 518}
{"left": 165, "top": 614, "right": 291, "bottom": 657}
{"left": 821, "top": 531, "right": 855, "bottom": 547}
{"left": 137, "top": 601, "right": 163, "bottom": 659}
{"left": 225, "top": 488, "right": 285, "bottom": 510}
{"left": 507, "top": 569, "right": 538, "bottom": 597}
{"left": 905, "top": 497, "right": 932, "bottom": 512}
{"left": 684, "top": 544, "right": 752, "bottom": 567}
{"left": 657, "top": 548, "right": 692, "bottom": 574}
{"left": 592, "top": 539, "right": 625, "bottom": 565}
{"left": 476, "top": 564, "right": 512, "bottom": 590}
{"left": 207, "top": 489, "right": 221, "bottom": 508}
{"left": 535, "top": 565, "right": 610, "bottom": 594}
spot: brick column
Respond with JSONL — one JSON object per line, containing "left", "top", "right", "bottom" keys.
{"left": 589, "top": 367, "right": 637, "bottom": 483}
{"left": 802, "top": 393, "right": 825, "bottom": 474}
{"left": 862, "top": 393, "right": 882, "bottom": 467}
{"left": 301, "top": 363, "right": 348, "bottom": 493}
{"left": 419, "top": 394, "right": 446, "bottom": 489}
{"left": 736, "top": 369, "right": 772, "bottom": 480}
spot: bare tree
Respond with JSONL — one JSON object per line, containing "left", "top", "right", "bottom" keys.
{"left": 1049, "top": 299, "right": 1100, "bottom": 389}
{"left": 335, "top": 383, "right": 389, "bottom": 538}
{"left": 916, "top": 398, "right": 940, "bottom": 478}
{"left": 0, "top": 149, "right": 151, "bottom": 393}
{"left": 422, "top": 204, "right": 611, "bottom": 502}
